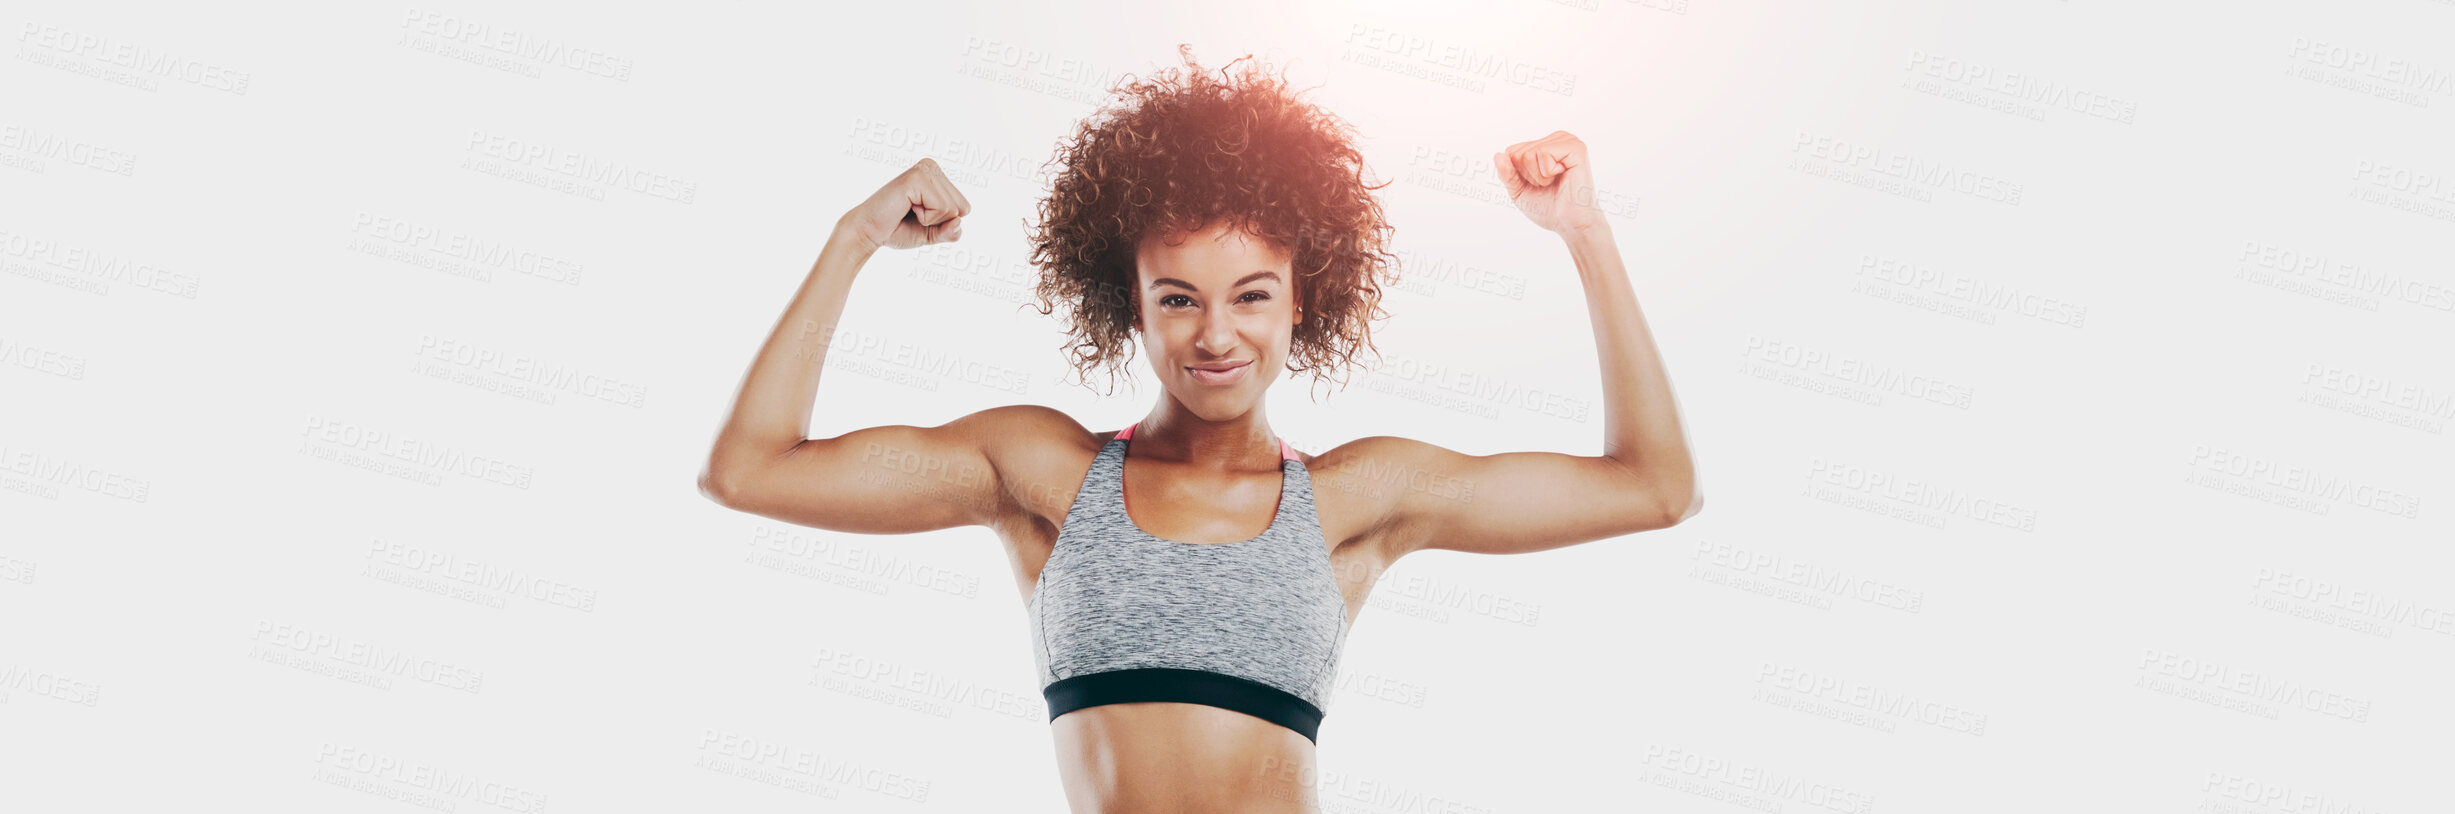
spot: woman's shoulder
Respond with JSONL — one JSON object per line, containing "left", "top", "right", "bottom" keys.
{"left": 957, "top": 406, "right": 1121, "bottom": 528}
{"left": 961, "top": 404, "right": 1112, "bottom": 448}
{"left": 1302, "top": 434, "right": 1465, "bottom": 503}
{"left": 1306, "top": 434, "right": 1448, "bottom": 469}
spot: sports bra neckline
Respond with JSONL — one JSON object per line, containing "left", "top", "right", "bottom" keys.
{"left": 1112, "top": 421, "right": 1301, "bottom": 547}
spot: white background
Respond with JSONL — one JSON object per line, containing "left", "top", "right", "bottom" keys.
{"left": 4, "top": 0, "right": 2450, "bottom": 811}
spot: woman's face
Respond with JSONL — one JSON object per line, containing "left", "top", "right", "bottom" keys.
{"left": 1133, "top": 221, "right": 1299, "bottom": 421}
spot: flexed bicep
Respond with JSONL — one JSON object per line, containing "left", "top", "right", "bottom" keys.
{"left": 1325, "top": 436, "right": 1682, "bottom": 558}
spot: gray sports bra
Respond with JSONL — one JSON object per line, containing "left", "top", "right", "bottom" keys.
{"left": 1027, "top": 421, "right": 1351, "bottom": 743}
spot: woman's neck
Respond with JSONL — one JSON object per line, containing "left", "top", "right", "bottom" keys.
{"left": 1133, "top": 405, "right": 1276, "bottom": 469}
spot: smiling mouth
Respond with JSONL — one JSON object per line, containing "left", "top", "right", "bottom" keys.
{"left": 1186, "top": 359, "right": 1253, "bottom": 385}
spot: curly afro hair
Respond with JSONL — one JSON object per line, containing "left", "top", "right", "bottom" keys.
{"left": 1027, "top": 45, "right": 1399, "bottom": 398}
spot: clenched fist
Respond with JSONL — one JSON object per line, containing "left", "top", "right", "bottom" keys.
{"left": 836, "top": 158, "right": 973, "bottom": 252}
{"left": 1493, "top": 131, "right": 1609, "bottom": 239}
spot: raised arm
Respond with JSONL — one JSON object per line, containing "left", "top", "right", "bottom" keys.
{"left": 1343, "top": 132, "right": 1701, "bottom": 559}
{"left": 697, "top": 158, "right": 1010, "bottom": 534}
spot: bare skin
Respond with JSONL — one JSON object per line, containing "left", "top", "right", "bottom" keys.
{"left": 700, "top": 133, "right": 1701, "bottom": 812}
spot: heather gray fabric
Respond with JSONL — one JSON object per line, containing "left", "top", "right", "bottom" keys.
{"left": 1028, "top": 427, "right": 1350, "bottom": 716}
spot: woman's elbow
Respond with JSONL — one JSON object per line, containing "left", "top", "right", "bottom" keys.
{"left": 1650, "top": 475, "right": 1703, "bottom": 529}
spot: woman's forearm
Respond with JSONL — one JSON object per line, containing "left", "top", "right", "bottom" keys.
{"left": 702, "top": 221, "right": 879, "bottom": 485}
{"left": 1564, "top": 223, "right": 1701, "bottom": 519}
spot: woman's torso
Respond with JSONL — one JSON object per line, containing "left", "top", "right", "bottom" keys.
{"left": 985, "top": 422, "right": 1401, "bottom": 813}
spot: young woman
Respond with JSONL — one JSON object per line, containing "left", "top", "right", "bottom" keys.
{"left": 699, "top": 49, "right": 1701, "bottom": 813}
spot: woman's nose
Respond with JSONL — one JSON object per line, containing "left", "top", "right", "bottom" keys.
{"left": 1195, "top": 306, "right": 1239, "bottom": 353}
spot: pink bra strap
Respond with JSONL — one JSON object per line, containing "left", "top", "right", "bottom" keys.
{"left": 1116, "top": 423, "right": 1297, "bottom": 461}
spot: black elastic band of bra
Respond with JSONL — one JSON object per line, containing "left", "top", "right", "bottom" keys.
{"left": 1043, "top": 667, "right": 1324, "bottom": 744}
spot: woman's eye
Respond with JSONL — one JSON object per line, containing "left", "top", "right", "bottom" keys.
{"left": 1157, "top": 292, "right": 1266, "bottom": 308}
